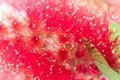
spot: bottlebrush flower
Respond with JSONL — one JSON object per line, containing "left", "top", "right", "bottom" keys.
{"left": 0, "top": 0, "right": 120, "bottom": 80}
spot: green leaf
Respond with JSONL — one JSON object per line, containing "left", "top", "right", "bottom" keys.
{"left": 113, "top": 41, "right": 120, "bottom": 56}
{"left": 109, "top": 20, "right": 120, "bottom": 40}
{"left": 82, "top": 37, "right": 120, "bottom": 80}
{"left": 82, "top": 38, "right": 109, "bottom": 67}
{"left": 109, "top": 20, "right": 120, "bottom": 55}
{"left": 91, "top": 48, "right": 109, "bottom": 67}
{"left": 96, "top": 61, "right": 120, "bottom": 80}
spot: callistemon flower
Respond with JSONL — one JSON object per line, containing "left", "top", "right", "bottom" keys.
{"left": 0, "top": 0, "right": 120, "bottom": 80}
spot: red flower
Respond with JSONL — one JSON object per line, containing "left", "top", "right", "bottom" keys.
{"left": 0, "top": 0, "right": 120, "bottom": 80}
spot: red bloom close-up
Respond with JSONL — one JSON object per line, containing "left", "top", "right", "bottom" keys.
{"left": 0, "top": 0, "right": 120, "bottom": 80}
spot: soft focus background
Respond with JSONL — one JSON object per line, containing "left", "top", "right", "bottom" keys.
{"left": 0, "top": 0, "right": 120, "bottom": 80}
